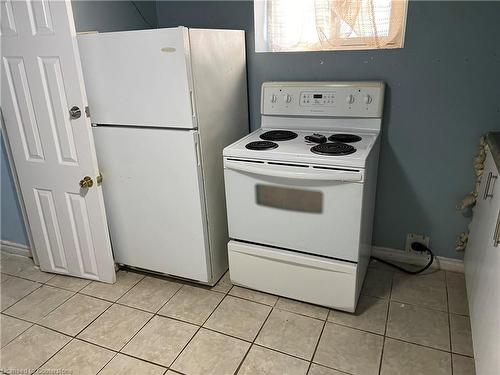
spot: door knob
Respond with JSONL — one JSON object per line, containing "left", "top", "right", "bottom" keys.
{"left": 69, "top": 106, "right": 81, "bottom": 120}
{"left": 79, "top": 176, "right": 94, "bottom": 189}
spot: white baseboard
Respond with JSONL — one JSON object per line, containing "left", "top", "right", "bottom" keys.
{"left": 372, "top": 246, "right": 464, "bottom": 273}
{"left": 0, "top": 241, "right": 464, "bottom": 273}
{"left": 0, "top": 240, "right": 31, "bottom": 258}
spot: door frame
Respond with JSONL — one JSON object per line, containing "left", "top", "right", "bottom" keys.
{"left": 0, "top": 109, "right": 37, "bottom": 264}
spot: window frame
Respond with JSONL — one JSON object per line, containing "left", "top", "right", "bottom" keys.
{"left": 254, "top": 0, "right": 409, "bottom": 53}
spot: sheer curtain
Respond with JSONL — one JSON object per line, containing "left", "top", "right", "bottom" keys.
{"left": 265, "top": 0, "right": 408, "bottom": 52}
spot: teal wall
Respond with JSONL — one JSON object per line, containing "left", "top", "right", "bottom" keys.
{"left": 3, "top": 1, "right": 500, "bottom": 260}
{"left": 1, "top": 134, "right": 29, "bottom": 245}
{"left": 156, "top": 0, "right": 500, "bottom": 259}
{"left": 0, "top": 1, "right": 157, "bottom": 247}
{"left": 72, "top": 1, "right": 157, "bottom": 32}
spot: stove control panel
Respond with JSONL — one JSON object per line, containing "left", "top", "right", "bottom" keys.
{"left": 300, "top": 92, "right": 336, "bottom": 106}
{"left": 261, "top": 82, "right": 385, "bottom": 118}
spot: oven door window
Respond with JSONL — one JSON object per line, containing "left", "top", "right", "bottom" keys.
{"left": 256, "top": 185, "right": 323, "bottom": 213}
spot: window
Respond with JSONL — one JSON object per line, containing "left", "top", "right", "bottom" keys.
{"left": 254, "top": 0, "right": 408, "bottom": 52}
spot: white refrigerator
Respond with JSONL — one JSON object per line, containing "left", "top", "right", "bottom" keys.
{"left": 77, "top": 27, "right": 248, "bottom": 284}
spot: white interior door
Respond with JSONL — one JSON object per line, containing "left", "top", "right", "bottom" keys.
{"left": 1, "top": 0, "right": 115, "bottom": 283}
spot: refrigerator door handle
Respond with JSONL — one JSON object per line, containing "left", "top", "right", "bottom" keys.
{"left": 194, "top": 134, "right": 201, "bottom": 166}
{"left": 190, "top": 90, "right": 196, "bottom": 118}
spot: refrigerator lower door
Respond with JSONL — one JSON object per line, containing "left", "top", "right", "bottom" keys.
{"left": 93, "top": 126, "right": 210, "bottom": 282}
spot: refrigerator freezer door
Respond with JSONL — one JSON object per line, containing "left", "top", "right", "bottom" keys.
{"left": 78, "top": 28, "right": 196, "bottom": 128}
{"left": 92, "top": 126, "right": 210, "bottom": 282}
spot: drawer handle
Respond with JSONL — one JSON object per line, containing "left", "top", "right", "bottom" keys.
{"left": 483, "top": 172, "right": 497, "bottom": 199}
{"left": 494, "top": 210, "right": 500, "bottom": 247}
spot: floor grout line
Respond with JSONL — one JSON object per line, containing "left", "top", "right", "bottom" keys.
{"left": 272, "top": 303, "right": 329, "bottom": 322}
{"left": 377, "top": 269, "right": 396, "bottom": 375}
{"left": 383, "top": 335, "right": 460, "bottom": 355}
{"left": 96, "top": 351, "right": 120, "bottom": 375}
{"left": 1, "top": 259, "right": 475, "bottom": 375}
{"left": 0, "top": 280, "right": 43, "bottom": 313}
{"left": 62, "top": 271, "right": 230, "bottom": 367}
{"left": 164, "top": 282, "right": 232, "bottom": 374}
{"left": 78, "top": 269, "right": 145, "bottom": 302}
{"left": 2, "top": 283, "right": 471, "bottom": 358}
{"left": 5, "top": 287, "right": 76, "bottom": 320}
{"left": 58, "top": 295, "right": 115, "bottom": 337}
{"left": 115, "top": 309, "right": 155, "bottom": 353}
{"left": 0, "top": 315, "right": 33, "bottom": 349}
{"left": 227, "top": 287, "right": 279, "bottom": 308}
{"left": 34, "top": 336, "right": 77, "bottom": 373}
{"left": 307, "top": 361, "right": 355, "bottom": 375}
{"left": 305, "top": 310, "right": 329, "bottom": 374}
{"left": 28, "top": 272, "right": 146, "bottom": 374}
{"left": 113, "top": 280, "right": 188, "bottom": 359}
{"left": 114, "top": 350, "right": 169, "bottom": 369}
{"left": 389, "top": 297, "right": 449, "bottom": 313}
{"left": 446, "top": 271, "right": 456, "bottom": 375}
{"left": 0, "top": 264, "right": 56, "bottom": 284}
{"left": 388, "top": 297, "right": 457, "bottom": 314}
{"left": 326, "top": 319, "right": 386, "bottom": 338}
{"left": 1, "top": 292, "right": 73, "bottom": 327}
{"left": 234, "top": 298, "right": 276, "bottom": 374}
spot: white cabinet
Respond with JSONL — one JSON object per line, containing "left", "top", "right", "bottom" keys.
{"left": 464, "top": 148, "right": 500, "bottom": 375}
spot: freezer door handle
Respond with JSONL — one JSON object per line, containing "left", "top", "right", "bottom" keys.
{"left": 190, "top": 91, "right": 196, "bottom": 118}
{"left": 225, "top": 160, "right": 362, "bottom": 182}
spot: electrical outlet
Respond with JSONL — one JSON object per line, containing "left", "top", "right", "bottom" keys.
{"left": 405, "top": 233, "right": 430, "bottom": 253}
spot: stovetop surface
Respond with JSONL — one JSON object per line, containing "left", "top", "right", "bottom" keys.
{"left": 223, "top": 128, "right": 379, "bottom": 168}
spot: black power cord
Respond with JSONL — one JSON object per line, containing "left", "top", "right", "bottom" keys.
{"left": 371, "top": 242, "right": 434, "bottom": 275}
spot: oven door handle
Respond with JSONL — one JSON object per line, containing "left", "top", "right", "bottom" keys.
{"left": 225, "top": 160, "right": 363, "bottom": 182}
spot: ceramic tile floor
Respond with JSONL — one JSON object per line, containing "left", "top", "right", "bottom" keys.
{"left": 0, "top": 253, "right": 475, "bottom": 375}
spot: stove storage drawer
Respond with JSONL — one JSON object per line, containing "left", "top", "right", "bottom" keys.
{"left": 224, "top": 159, "right": 365, "bottom": 262}
{"left": 228, "top": 240, "right": 360, "bottom": 312}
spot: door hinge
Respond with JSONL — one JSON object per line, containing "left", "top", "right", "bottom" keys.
{"left": 85, "top": 106, "right": 91, "bottom": 118}
{"left": 96, "top": 172, "right": 103, "bottom": 185}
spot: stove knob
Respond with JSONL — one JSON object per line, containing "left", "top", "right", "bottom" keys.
{"left": 271, "top": 94, "right": 277, "bottom": 103}
{"left": 346, "top": 94, "right": 355, "bottom": 104}
{"left": 284, "top": 94, "right": 292, "bottom": 103}
{"left": 363, "top": 94, "right": 373, "bottom": 104}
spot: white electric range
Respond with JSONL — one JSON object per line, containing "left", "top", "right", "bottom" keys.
{"left": 223, "top": 81, "right": 385, "bottom": 312}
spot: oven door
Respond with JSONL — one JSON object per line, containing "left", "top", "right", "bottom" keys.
{"left": 224, "top": 159, "right": 364, "bottom": 262}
